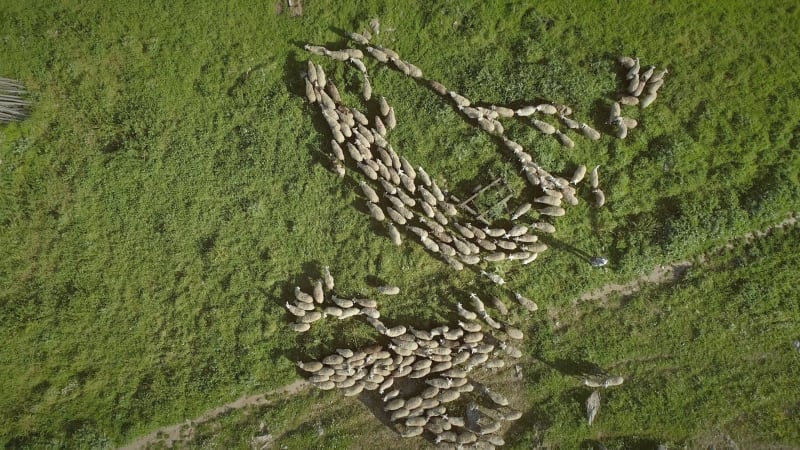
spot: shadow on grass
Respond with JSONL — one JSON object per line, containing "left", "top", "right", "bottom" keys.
{"left": 582, "top": 436, "right": 665, "bottom": 450}
{"left": 537, "top": 234, "right": 594, "bottom": 264}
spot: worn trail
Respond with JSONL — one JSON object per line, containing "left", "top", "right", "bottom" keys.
{"left": 578, "top": 214, "right": 798, "bottom": 304}
{"left": 119, "top": 379, "right": 310, "bottom": 450}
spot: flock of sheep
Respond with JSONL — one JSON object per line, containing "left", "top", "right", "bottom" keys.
{"left": 609, "top": 56, "right": 668, "bottom": 139}
{"left": 291, "top": 27, "right": 662, "bottom": 447}
{"left": 291, "top": 268, "right": 532, "bottom": 448}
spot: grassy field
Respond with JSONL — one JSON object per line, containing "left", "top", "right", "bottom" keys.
{"left": 1, "top": 0, "right": 799, "bottom": 448}
{"left": 163, "top": 224, "right": 800, "bottom": 449}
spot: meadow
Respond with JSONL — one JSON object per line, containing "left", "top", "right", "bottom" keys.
{"left": 1, "top": 0, "right": 799, "bottom": 448}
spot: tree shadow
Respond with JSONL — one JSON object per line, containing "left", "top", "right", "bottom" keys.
{"left": 546, "top": 358, "right": 605, "bottom": 378}
{"left": 504, "top": 403, "right": 553, "bottom": 446}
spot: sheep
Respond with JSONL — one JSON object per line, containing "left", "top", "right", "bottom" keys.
{"left": 640, "top": 91, "right": 657, "bottom": 108}
{"left": 483, "top": 252, "right": 506, "bottom": 262}
{"left": 640, "top": 65, "right": 655, "bottom": 83}
{"left": 433, "top": 209, "right": 449, "bottom": 226}
{"left": 405, "top": 416, "right": 427, "bottom": 428}
{"left": 460, "top": 106, "right": 483, "bottom": 120}
{"left": 439, "top": 242, "right": 458, "bottom": 257}
{"left": 626, "top": 57, "right": 640, "bottom": 79}
{"left": 604, "top": 376, "right": 625, "bottom": 387}
{"left": 459, "top": 254, "right": 481, "bottom": 265}
{"left": 399, "top": 172, "right": 416, "bottom": 193}
{"left": 464, "top": 224, "right": 485, "bottom": 240}
{"left": 463, "top": 332, "right": 484, "bottom": 344}
{"left": 500, "top": 341, "right": 522, "bottom": 358}
{"left": 579, "top": 123, "right": 602, "bottom": 140}
{"left": 313, "top": 379, "right": 336, "bottom": 390}
{"left": 554, "top": 130, "right": 576, "bottom": 149}
{"left": 299, "top": 311, "right": 323, "bottom": 323}
{"left": 387, "top": 206, "right": 409, "bottom": 224}
{"left": 355, "top": 182, "right": 379, "bottom": 204}
{"left": 445, "top": 368, "right": 470, "bottom": 381}
{"left": 429, "top": 80, "right": 448, "bottom": 95}
{"left": 362, "top": 75, "right": 372, "bottom": 100}
{"left": 438, "top": 390, "right": 461, "bottom": 404}
{"left": 618, "top": 55, "right": 636, "bottom": 68}
{"left": 650, "top": 67, "right": 669, "bottom": 83}
{"left": 583, "top": 166, "right": 598, "bottom": 191}
{"left": 619, "top": 116, "right": 638, "bottom": 129}
{"left": 536, "top": 103, "right": 559, "bottom": 115}
{"left": 457, "top": 302, "right": 478, "bottom": 321}
{"left": 633, "top": 78, "right": 647, "bottom": 97}
{"left": 609, "top": 102, "right": 621, "bottom": 123}
{"left": 531, "top": 118, "right": 557, "bottom": 135}
{"left": 514, "top": 292, "right": 538, "bottom": 312}
{"left": 530, "top": 221, "right": 556, "bottom": 234}
{"left": 504, "top": 326, "right": 524, "bottom": 340}
{"left": 371, "top": 116, "right": 387, "bottom": 137}
{"left": 312, "top": 279, "right": 324, "bottom": 303}
{"left": 318, "top": 89, "right": 336, "bottom": 110}
{"left": 400, "top": 426, "right": 424, "bottom": 438}
{"left": 297, "top": 360, "right": 324, "bottom": 372}
{"left": 365, "top": 201, "right": 386, "bottom": 221}
{"left": 385, "top": 194, "right": 407, "bottom": 213}
{"left": 477, "top": 117, "right": 495, "bottom": 133}
{"left": 350, "top": 108, "right": 369, "bottom": 126}
{"left": 386, "top": 222, "right": 403, "bottom": 246}
{"left": 331, "top": 296, "right": 352, "bottom": 309}
{"left": 613, "top": 119, "right": 628, "bottom": 139}
{"left": 430, "top": 360, "right": 453, "bottom": 373}
{"left": 482, "top": 270, "right": 505, "bottom": 285}
{"left": 567, "top": 165, "right": 587, "bottom": 186}
{"left": 326, "top": 81, "right": 342, "bottom": 104}
{"left": 377, "top": 285, "right": 400, "bottom": 295}
{"left": 304, "top": 44, "right": 328, "bottom": 56}
{"left": 491, "top": 105, "right": 515, "bottom": 117}
{"left": 420, "top": 235, "right": 440, "bottom": 253}
{"left": 385, "top": 106, "right": 397, "bottom": 129}
{"left": 535, "top": 194, "right": 562, "bottom": 207}
{"left": 389, "top": 408, "right": 410, "bottom": 422}
{"left": 429, "top": 181, "right": 445, "bottom": 202}
{"left": 560, "top": 115, "right": 581, "bottom": 129}
{"left": 509, "top": 202, "right": 532, "bottom": 220}
{"left": 352, "top": 297, "right": 377, "bottom": 310}
{"left": 508, "top": 251, "right": 533, "bottom": 261}
{"left": 484, "top": 387, "right": 509, "bottom": 407}
{"left": 443, "top": 328, "right": 464, "bottom": 340}
{"left": 385, "top": 325, "right": 407, "bottom": 338}
{"left": 458, "top": 321, "right": 482, "bottom": 333}
{"left": 506, "top": 224, "right": 529, "bottom": 237}
{"left": 586, "top": 391, "right": 601, "bottom": 425}
{"left": 538, "top": 206, "right": 566, "bottom": 217}
{"left": 345, "top": 142, "right": 363, "bottom": 162}
{"left": 515, "top": 105, "right": 537, "bottom": 116}
{"left": 339, "top": 307, "right": 360, "bottom": 319}
{"left": 403, "top": 396, "right": 423, "bottom": 411}
{"left": 618, "top": 95, "right": 639, "bottom": 106}
{"left": 626, "top": 76, "right": 640, "bottom": 94}
{"left": 304, "top": 79, "right": 317, "bottom": 103}
{"left": 295, "top": 286, "right": 314, "bottom": 303}
{"left": 384, "top": 397, "right": 406, "bottom": 412}
{"left": 593, "top": 188, "right": 606, "bottom": 207}
{"left": 449, "top": 91, "right": 471, "bottom": 108}
{"left": 483, "top": 227, "right": 506, "bottom": 238}
{"left": 523, "top": 242, "right": 548, "bottom": 253}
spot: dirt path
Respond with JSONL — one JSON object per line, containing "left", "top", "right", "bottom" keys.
{"left": 577, "top": 214, "right": 798, "bottom": 303}
{"left": 119, "top": 379, "right": 310, "bottom": 450}
{"left": 120, "top": 214, "right": 797, "bottom": 449}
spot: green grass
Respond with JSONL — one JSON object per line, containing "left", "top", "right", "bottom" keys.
{"left": 1, "top": 0, "right": 799, "bottom": 448}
